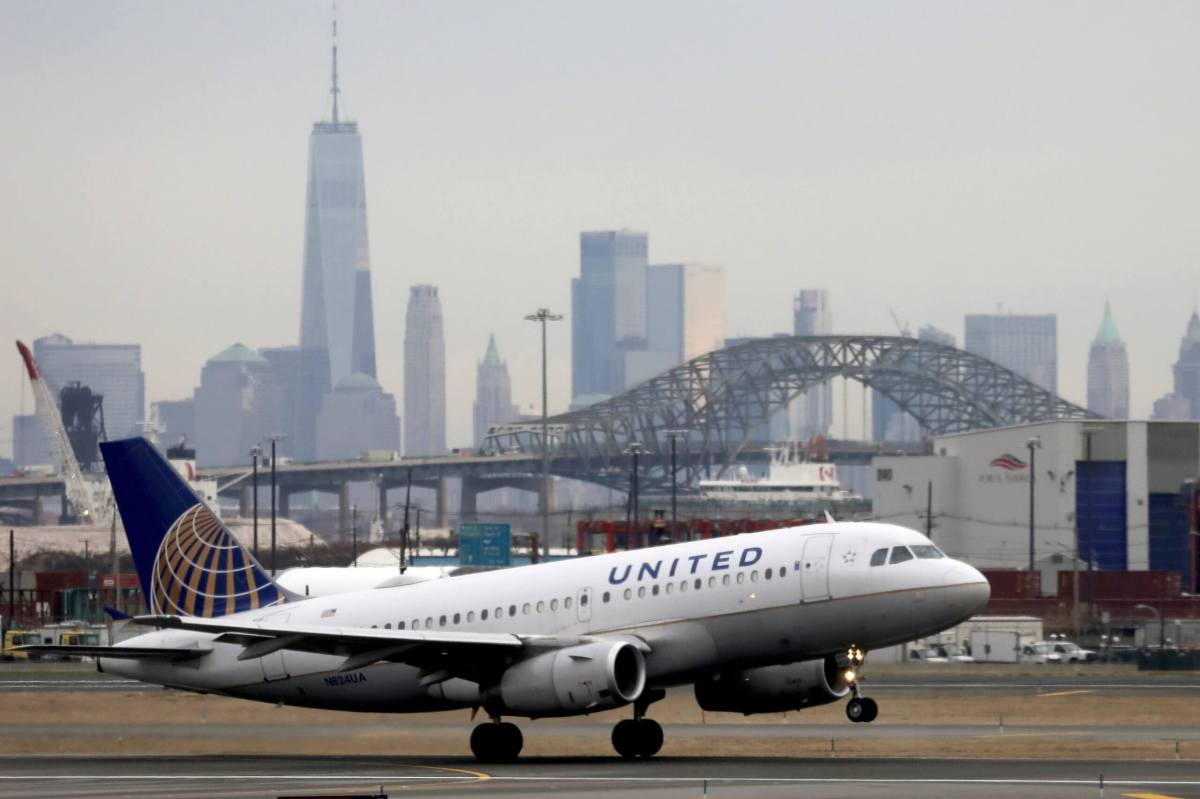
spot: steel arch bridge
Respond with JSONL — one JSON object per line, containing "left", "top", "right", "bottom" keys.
{"left": 484, "top": 335, "right": 1096, "bottom": 491}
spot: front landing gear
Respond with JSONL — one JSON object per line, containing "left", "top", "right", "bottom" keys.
{"left": 470, "top": 719, "right": 523, "bottom": 762}
{"left": 845, "top": 696, "right": 878, "bottom": 723}
{"left": 840, "top": 645, "right": 878, "bottom": 723}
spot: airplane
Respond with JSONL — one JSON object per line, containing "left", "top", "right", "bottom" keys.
{"left": 24, "top": 437, "right": 990, "bottom": 761}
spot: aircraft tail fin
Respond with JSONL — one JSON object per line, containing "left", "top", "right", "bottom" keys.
{"left": 101, "top": 437, "right": 287, "bottom": 617}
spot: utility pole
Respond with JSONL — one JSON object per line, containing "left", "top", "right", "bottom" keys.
{"left": 627, "top": 442, "right": 644, "bottom": 543}
{"left": 110, "top": 499, "right": 119, "bottom": 615}
{"left": 1026, "top": 436, "right": 1041, "bottom": 573}
{"left": 524, "top": 308, "right": 562, "bottom": 558}
{"left": 351, "top": 504, "right": 358, "bottom": 566}
{"left": 8, "top": 530, "right": 14, "bottom": 630}
{"left": 83, "top": 539, "right": 91, "bottom": 623}
{"left": 925, "top": 480, "right": 933, "bottom": 539}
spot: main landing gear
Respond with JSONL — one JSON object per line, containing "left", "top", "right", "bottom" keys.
{"left": 841, "top": 645, "right": 879, "bottom": 724}
{"left": 612, "top": 689, "right": 666, "bottom": 759}
{"left": 469, "top": 718, "right": 523, "bottom": 762}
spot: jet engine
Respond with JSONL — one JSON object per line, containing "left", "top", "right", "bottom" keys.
{"left": 493, "top": 640, "right": 646, "bottom": 717}
{"left": 693, "top": 656, "right": 850, "bottom": 714}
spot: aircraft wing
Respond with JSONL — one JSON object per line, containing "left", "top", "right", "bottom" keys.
{"left": 134, "top": 614, "right": 551, "bottom": 683}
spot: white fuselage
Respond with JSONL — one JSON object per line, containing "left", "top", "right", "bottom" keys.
{"left": 104, "top": 522, "right": 989, "bottom": 714}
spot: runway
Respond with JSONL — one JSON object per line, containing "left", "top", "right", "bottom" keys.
{"left": 3, "top": 755, "right": 1200, "bottom": 799}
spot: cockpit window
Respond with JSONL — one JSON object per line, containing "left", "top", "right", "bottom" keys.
{"left": 870, "top": 548, "right": 888, "bottom": 566}
{"left": 910, "top": 545, "right": 945, "bottom": 559}
{"left": 889, "top": 546, "right": 914, "bottom": 564}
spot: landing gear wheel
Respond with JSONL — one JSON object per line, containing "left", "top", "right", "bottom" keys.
{"left": 470, "top": 721, "right": 524, "bottom": 762}
{"left": 846, "top": 697, "right": 868, "bottom": 723}
{"left": 611, "top": 718, "right": 664, "bottom": 759}
{"left": 860, "top": 697, "right": 878, "bottom": 723}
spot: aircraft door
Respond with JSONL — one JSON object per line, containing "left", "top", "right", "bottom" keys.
{"left": 799, "top": 535, "right": 835, "bottom": 603}
{"left": 577, "top": 587, "right": 592, "bottom": 623}
{"left": 260, "top": 612, "right": 290, "bottom": 681}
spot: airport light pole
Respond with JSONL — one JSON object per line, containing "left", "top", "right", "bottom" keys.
{"left": 525, "top": 308, "right": 562, "bottom": 557}
{"left": 265, "top": 434, "right": 287, "bottom": 576}
{"left": 1026, "top": 436, "right": 1041, "bottom": 574}
{"left": 249, "top": 445, "right": 262, "bottom": 561}
{"left": 664, "top": 430, "right": 689, "bottom": 541}
{"left": 1135, "top": 603, "right": 1165, "bottom": 649}
{"left": 626, "top": 442, "right": 644, "bottom": 540}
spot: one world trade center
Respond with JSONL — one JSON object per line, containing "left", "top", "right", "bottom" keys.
{"left": 296, "top": 20, "right": 377, "bottom": 460}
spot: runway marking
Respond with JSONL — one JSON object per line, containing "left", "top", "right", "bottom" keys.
{"left": 1038, "top": 689, "right": 1096, "bottom": 697}
{"left": 1123, "top": 793, "right": 1188, "bottom": 799}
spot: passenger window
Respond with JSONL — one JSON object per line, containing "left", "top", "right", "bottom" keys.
{"left": 871, "top": 548, "right": 888, "bottom": 566}
{"left": 564, "top": 597, "right": 573, "bottom": 609}
{"left": 439, "top": 615, "right": 447, "bottom": 627}
{"left": 652, "top": 584, "right": 660, "bottom": 596}
{"left": 736, "top": 572, "right": 745, "bottom": 585}
{"left": 537, "top": 600, "right": 546, "bottom": 612}
{"left": 551, "top": 598, "right": 559, "bottom": 611}
{"left": 637, "top": 586, "right": 646, "bottom": 598}
{"left": 398, "top": 621, "right": 405, "bottom": 629}
{"left": 708, "top": 576, "right": 716, "bottom": 588}
{"left": 624, "top": 588, "right": 632, "bottom": 600}
{"left": 426, "top": 617, "right": 433, "bottom": 628}
{"left": 481, "top": 609, "right": 489, "bottom": 621}
{"left": 467, "top": 612, "right": 475, "bottom": 623}
{"left": 889, "top": 546, "right": 914, "bottom": 564}
{"left": 780, "top": 566, "right": 787, "bottom": 577}
{"left": 371, "top": 624, "right": 378, "bottom": 629}
{"left": 453, "top": 613, "right": 460, "bottom": 624}
{"left": 910, "top": 545, "right": 945, "bottom": 559}
{"left": 412, "top": 619, "right": 420, "bottom": 629}
{"left": 495, "top": 607, "right": 503, "bottom": 618}
{"left": 602, "top": 592, "right": 610, "bottom": 604}
{"left": 765, "top": 568, "right": 773, "bottom": 580}
{"left": 694, "top": 578, "right": 702, "bottom": 590}
{"left": 522, "top": 603, "right": 530, "bottom": 615}
{"left": 679, "top": 581, "right": 687, "bottom": 592}
{"left": 581, "top": 593, "right": 589, "bottom": 606}
{"left": 722, "top": 574, "right": 731, "bottom": 586}
{"left": 751, "top": 570, "right": 759, "bottom": 582}
{"left": 509, "top": 605, "right": 517, "bottom": 617}
{"left": 384, "top": 623, "right": 391, "bottom": 629}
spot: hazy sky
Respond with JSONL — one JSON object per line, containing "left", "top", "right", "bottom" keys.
{"left": 2, "top": 1, "right": 1197, "bottom": 455}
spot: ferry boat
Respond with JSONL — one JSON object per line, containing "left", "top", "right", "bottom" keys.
{"left": 698, "top": 446, "right": 860, "bottom": 505}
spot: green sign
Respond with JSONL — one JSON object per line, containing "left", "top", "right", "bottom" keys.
{"left": 459, "top": 523, "right": 512, "bottom": 567}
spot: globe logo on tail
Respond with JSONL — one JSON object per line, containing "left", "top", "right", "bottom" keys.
{"left": 151, "top": 504, "right": 282, "bottom": 617}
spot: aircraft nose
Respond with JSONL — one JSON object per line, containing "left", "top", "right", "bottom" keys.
{"left": 942, "top": 560, "right": 991, "bottom": 615}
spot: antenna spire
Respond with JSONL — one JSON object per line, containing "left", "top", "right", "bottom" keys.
{"left": 330, "top": 3, "right": 340, "bottom": 124}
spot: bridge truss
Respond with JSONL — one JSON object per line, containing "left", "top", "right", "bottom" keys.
{"left": 484, "top": 335, "right": 1096, "bottom": 492}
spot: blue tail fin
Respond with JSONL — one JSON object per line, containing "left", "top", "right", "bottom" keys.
{"left": 101, "top": 437, "right": 285, "bottom": 617}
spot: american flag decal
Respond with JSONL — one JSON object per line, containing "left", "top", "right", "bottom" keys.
{"left": 322, "top": 608, "right": 337, "bottom": 619}
{"left": 989, "top": 453, "right": 1027, "bottom": 471}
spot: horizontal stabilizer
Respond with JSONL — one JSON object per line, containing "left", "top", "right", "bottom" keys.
{"left": 16, "top": 644, "right": 210, "bottom": 661}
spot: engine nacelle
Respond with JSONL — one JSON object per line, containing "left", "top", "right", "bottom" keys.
{"left": 495, "top": 640, "right": 646, "bottom": 717}
{"left": 694, "top": 656, "right": 850, "bottom": 714}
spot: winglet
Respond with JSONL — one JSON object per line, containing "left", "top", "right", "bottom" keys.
{"left": 824, "top": 510, "right": 836, "bottom": 524}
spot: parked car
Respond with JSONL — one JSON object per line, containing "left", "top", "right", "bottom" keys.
{"left": 909, "top": 643, "right": 975, "bottom": 663}
{"left": 1022, "top": 640, "right": 1098, "bottom": 663}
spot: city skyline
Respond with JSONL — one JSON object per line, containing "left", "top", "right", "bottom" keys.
{"left": 2, "top": 2, "right": 1199, "bottom": 453}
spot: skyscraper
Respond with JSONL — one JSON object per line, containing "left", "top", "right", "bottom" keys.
{"left": 295, "top": 19, "right": 377, "bottom": 461}
{"left": 473, "top": 335, "right": 520, "bottom": 446}
{"left": 193, "top": 344, "right": 273, "bottom": 467}
{"left": 626, "top": 263, "right": 726, "bottom": 385}
{"left": 316, "top": 373, "right": 400, "bottom": 461}
{"left": 1172, "top": 310, "right": 1200, "bottom": 419}
{"left": 12, "top": 333, "right": 146, "bottom": 467}
{"left": 789, "top": 290, "right": 833, "bottom": 437}
{"left": 404, "top": 285, "right": 447, "bottom": 455}
{"left": 1086, "top": 302, "right": 1130, "bottom": 419}
{"left": 964, "top": 313, "right": 1058, "bottom": 392}
{"left": 571, "top": 230, "right": 648, "bottom": 401}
